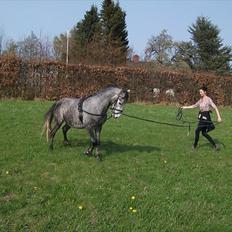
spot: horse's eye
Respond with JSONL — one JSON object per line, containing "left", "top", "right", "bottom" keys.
{"left": 119, "top": 101, "right": 122, "bottom": 106}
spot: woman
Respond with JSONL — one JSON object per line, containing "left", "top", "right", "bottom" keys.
{"left": 181, "top": 86, "right": 222, "bottom": 150}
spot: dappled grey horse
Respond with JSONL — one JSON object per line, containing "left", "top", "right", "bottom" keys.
{"left": 42, "top": 86, "right": 130, "bottom": 160}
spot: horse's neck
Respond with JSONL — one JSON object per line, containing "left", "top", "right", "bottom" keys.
{"left": 87, "top": 89, "right": 119, "bottom": 113}
{"left": 97, "top": 91, "right": 116, "bottom": 111}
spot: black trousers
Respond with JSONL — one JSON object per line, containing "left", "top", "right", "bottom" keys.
{"left": 193, "top": 126, "right": 216, "bottom": 148}
{"left": 193, "top": 111, "right": 216, "bottom": 148}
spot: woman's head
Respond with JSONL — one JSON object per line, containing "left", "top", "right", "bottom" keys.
{"left": 199, "top": 85, "right": 207, "bottom": 97}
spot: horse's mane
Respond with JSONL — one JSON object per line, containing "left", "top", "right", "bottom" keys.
{"left": 83, "top": 86, "right": 121, "bottom": 100}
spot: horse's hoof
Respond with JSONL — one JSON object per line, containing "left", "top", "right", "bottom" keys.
{"left": 96, "top": 155, "right": 102, "bottom": 161}
{"left": 84, "top": 150, "right": 92, "bottom": 156}
{"left": 63, "top": 140, "right": 71, "bottom": 146}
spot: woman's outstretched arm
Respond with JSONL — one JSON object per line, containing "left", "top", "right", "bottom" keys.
{"left": 181, "top": 105, "right": 197, "bottom": 109}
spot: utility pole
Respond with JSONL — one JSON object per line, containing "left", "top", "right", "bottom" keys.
{"left": 66, "top": 30, "right": 69, "bottom": 65}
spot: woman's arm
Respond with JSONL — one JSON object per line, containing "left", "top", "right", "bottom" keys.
{"left": 181, "top": 101, "right": 199, "bottom": 110}
{"left": 181, "top": 105, "right": 198, "bottom": 109}
{"left": 210, "top": 101, "right": 222, "bottom": 122}
{"left": 209, "top": 98, "right": 222, "bottom": 122}
{"left": 215, "top": 107, "right": 222, "bottom": 122}
{"left": 181, "top": 100, "right": 200, "bottom": 110}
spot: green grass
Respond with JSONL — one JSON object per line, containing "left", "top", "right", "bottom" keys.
{"left": 0, "top": 100, "right": 232, "bottom": 232}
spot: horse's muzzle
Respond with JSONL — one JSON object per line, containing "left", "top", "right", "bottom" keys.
{"left": 113, "top": 113, "right": 121, "bottom": 119}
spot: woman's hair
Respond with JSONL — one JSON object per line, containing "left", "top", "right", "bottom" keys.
{"left": 200, "top": 85, "right": 208, "bottom": 92}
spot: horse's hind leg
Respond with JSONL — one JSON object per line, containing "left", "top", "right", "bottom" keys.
{"left": 62, "top": 124, "right": 71, "bottom": 145}
{"left": 49, "top": 120, "right": 63, "bottom": 150}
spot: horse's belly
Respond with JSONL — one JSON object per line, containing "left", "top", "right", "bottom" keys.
{"left": 64, "top": 116, "right": 83, "bottom": 129}
{"left": 64, "top": 109, "right": 107, "bottom": 129}
{"left": 67, "top": 120, "right": 84, "bottom": 129}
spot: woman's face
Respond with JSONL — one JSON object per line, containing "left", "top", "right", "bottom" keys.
{"left": 199, "top": 89, "right": 206, "bottom": 97}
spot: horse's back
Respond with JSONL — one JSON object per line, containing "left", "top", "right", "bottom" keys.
{"left": 56, "top": 97, "right": 83, "bottom": 127}
{"left": 59, "top": 97, "right": 79, "bottom": 104}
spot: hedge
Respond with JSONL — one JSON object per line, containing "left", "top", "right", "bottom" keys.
{"left": 0, "top": 56, "right": 232, "bottom": 105}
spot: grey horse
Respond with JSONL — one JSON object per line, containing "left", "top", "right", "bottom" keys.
{"left": 42, "top": 86, "right": 130, "bottom": 160}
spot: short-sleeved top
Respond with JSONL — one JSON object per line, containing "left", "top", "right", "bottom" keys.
{"left": 194, "top": 96, "right": 216, "bottom": 112}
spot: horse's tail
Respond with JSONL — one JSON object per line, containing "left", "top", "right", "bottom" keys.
{"left": 41, "top": 103, "right": 56, "bottom": 142}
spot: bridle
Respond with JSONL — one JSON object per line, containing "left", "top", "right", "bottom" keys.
{"left": 111, "top": 96, "right": 125, "bottom": 115}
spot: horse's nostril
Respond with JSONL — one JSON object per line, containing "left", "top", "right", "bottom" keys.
{"left": 114, "top": 114, "right": 120, "bottom": 119}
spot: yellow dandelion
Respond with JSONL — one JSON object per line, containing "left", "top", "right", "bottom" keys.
{"left": 129, "top": 207, "right": 133, "bottom": 210}
{"left": 132, "top": 209, "right": 137, "bottom": 213}
{"left": 78, "top": 205, "right": 84, "bottom": 210}
{"left": 6, "top": 171, "right": 9, "bottom": 175}
{"left": 131, "top": 196, "right": 135, "bottom": 200}
{"left": 164, "top": 160, "right": 167, "bottom": 164}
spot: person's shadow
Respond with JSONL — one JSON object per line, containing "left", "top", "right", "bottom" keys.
{"left": 199, "top": 139, "right": 225, "bottom": 149}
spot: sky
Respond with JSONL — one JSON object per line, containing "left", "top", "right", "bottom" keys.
{"left": 1, "top": 0, "right": 232, "bottom": 57}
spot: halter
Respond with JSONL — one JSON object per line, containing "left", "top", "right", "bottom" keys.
{"left": 111, "top": 95, "right": 124, "bottom": 114}
{"left": 110, "top": 90, "right": 129, "bottom": 114}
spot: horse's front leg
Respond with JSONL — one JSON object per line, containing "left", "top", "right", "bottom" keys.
{"left": 95, "top": 125, "right": 102, "bottom": 161}
{"left": 85, "top": 128, "right": 96, "bottom": 156}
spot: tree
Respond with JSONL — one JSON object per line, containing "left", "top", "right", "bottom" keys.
{"left": 101, "top": 0, "right": 129, "bottom": 65}
{"left": 38, "top": 34, "right": 53, "bottom": 60}
{"left": 2, "top": 39, "right": 18, "bottom": 56}
{"left": 16, "top": 31, "right": 53, "bottom": 61}
{"left": 188, "top": 16, "right": 232, "bottom": 73}
{"left": 53, "top": 33, "right": 67, "bottom": 62}
{"left": 127, "top": 47, "right": 135, "bottom": 61}
{"left": 172, "top": 41, "right": 199, "bottom": 69}
{"left": 0, "top": 28, "right": 5, "bottom": 56}
{"left": 145, "top": 30, "right": 174, "bottom": 65}
{"left": 18, "top": 31, "right": 40, "bottom": 61}
{"left": 70, "top": 5, "right": 102, "bottom": 63}
{"left": 53, "top": 1, "right": 129, "bottom": 65}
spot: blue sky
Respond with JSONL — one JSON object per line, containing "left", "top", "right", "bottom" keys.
{"left": 1, "top": 0, "right": 232, "bottom": 57}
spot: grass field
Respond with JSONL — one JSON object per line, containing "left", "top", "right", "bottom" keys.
{"left": 0, "top": 100, "right": 232, "bottom": 232}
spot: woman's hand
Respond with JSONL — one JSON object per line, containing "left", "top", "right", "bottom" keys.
{"left": 217, "top": 117, "right": 222, "bottom": 123}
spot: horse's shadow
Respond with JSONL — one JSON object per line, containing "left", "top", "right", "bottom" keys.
{"left": 102, "top": 140, "right": 160, "bottom": 156}
{"left": 69, "top": 139, "right": 160, "bottom": 156}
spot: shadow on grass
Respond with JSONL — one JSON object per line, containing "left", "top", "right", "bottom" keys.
{"left": 198, "top": 138, "right": 225, "bottom": 149}
{"left": 66, "top": 139, "right": 160, "bottom": 156}
{"left": 102, "top": 140, "right": 161, "bottom": 156}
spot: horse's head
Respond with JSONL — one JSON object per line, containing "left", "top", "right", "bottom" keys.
{"left": 112, "top": 89, "right": 130, "bottom": 119}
